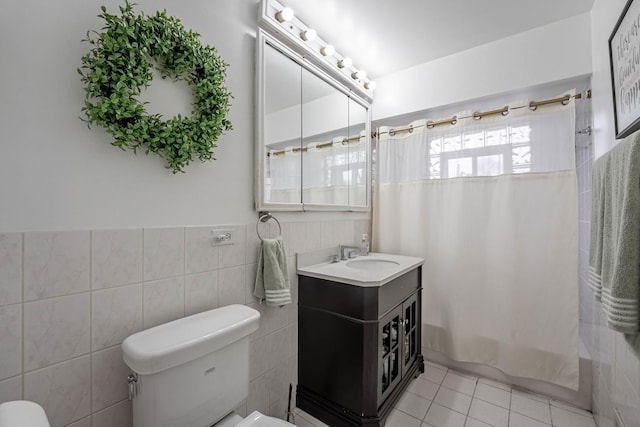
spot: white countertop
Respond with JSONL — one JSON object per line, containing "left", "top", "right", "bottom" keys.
{"left": 296, "top": 252, "right": 424, "bottom": 287}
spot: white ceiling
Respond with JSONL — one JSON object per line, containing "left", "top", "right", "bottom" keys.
{"left": 282, "top": 0, "right": 595, "bottom": 79}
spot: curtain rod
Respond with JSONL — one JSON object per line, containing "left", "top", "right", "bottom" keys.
{"left": 267, "top": 134, "right": 363, "bottom": 157}
{"left": 376, "top": 89, "right": 592, "bottom": 137}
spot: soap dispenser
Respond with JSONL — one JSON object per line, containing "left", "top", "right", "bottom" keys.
{"left": 360, "top": 234, "right": 370, "bottom": 255}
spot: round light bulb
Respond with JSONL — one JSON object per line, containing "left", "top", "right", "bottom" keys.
{"left": 275, "top": 7, "right": 294, "bottom": 22}
{"left": 365, "top": 81, "right": 377, "bottom": 90}
{"left": 338, "top": 57, "right": 352, "bottom": 69}
{"left": 320, "top": 45, "right": 335, "bottom": 57}
{"left": 300, "top": 29, "right": 317, "bottom": 42}
{"left": 351, "top": 69, "right": 367, "bottom": 80}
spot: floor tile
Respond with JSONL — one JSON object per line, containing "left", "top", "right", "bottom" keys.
{"left": 408, "top": 377, "right": 440, "bottom": 401}
{"left": 395, "top": 391, "right": 431, "bottom": 420}
{"left": 464, "top": 417, "right": 493, "bottom": 427}
{"left": 424, "top": 403, "right": 467, "bottom": 427}
{"left": 434, "top": 386, "right": 472, "bottom": 414}
{"left": 549, "top": 400, "right": 593, "bottom": 418}
{"left": 509, "top": 412, "right": 552, "bottom": 427}
{"left": 293, "top": 414, "right": 316, "bottom": 427}
{"left": 511, "top": 393, "right": 552, "bottom": 424}
{"left": 386, "top": 409, "right": 422, "bottom": 427}
{"left": 473, "top": 382, "right": 511, "bottom": 409}
{"left": 468, "top": 398, "right": 509, "bottom": 427}
{"left": 294, "top": 410, "right": 330, "bottom": 427}
{"left": 512, "top": 388, "right": 551, "bottom": 404}
{"left": 550, "top": 406, "right": 596, "bottom": 427}
{"left": 442, "top": 371, "right": 477, "bottom": 396}
{"left": 421, "top": 365, "right": 448, "bottom": 385}
{"left": 477, "top": 377, "right": 512, "bottom": 392}
{"left": 425, "top": 360, "right": 449, "bottom": 371}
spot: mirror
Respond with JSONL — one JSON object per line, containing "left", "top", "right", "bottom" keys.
{"left": 256, "top": 30, "right": 371, "bottom": 211}
{"left": 263, "top": 42, "right": 302, "bottom": 205}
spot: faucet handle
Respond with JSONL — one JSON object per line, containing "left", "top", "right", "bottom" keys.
{"left": 328, "top": 254, "right": 339, "bottom": 263}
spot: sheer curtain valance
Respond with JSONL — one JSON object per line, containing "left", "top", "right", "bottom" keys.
{"left": 377, "top": 95, "right": 576, "bottom": 183}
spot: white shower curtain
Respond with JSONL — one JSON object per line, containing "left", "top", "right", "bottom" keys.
{"left": 373, "top": 95, "right": 580, "bottom": 390}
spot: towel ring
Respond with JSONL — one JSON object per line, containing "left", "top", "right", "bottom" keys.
{"left": 256, "top": 212, "right": 282, "bottom": 241}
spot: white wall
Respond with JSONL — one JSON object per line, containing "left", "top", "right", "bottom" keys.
{"left": 0, "top": 0, "right": 367, "bottom": 231}
{"left": 373, "top": 13, "right": 593, "bottom": 121}
{"left": 0, "top": 0, "right": 256, "bottom": 230}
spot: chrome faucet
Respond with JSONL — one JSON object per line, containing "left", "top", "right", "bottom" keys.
{"left": 339, "top": 244, "right": 362, "bottom": 260}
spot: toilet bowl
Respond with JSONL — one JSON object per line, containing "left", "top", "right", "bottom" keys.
{"left": 0, "top": 401, "right": 50, "bottom": 427}
{"left": 122, "top": 304, "right": 295, "bottom": 427}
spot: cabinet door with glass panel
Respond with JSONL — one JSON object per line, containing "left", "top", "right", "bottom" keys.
{"left": 401, "top": 292, "right": 420, "bottom": 377}
{"left": 379, "top": 305, "right": 403, "bottom": 404}
{"left": 378, "top": 291, "right": 421, "bottom": 405}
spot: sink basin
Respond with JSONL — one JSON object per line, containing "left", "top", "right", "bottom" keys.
{"left": 297, "top": 251, "right": 424, "bottom": 287}
{"left": 345, "top": 258, "right": 400, "bottom": 270}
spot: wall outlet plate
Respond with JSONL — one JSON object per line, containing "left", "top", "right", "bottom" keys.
{"left": 210, "top": 228, "right": 235, "bottom": 246}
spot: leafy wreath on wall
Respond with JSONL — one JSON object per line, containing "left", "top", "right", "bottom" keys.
{"left": 78, "top": 1, "right": 233, "bottom": 173}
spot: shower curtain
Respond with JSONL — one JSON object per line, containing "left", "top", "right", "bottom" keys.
{"left": 373, "top": 95, "right": 580, "bottom": 390}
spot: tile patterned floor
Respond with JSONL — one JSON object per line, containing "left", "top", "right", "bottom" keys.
{"left": 291, "top": 361, "right": 597, "bottom": 427}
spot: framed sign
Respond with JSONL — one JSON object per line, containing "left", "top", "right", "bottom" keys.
{"left": 609, "top": 0, "right": 640, "bottom": 139}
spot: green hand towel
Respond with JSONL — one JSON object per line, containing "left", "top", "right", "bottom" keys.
{"left": 254, "top": 237, "right": 291, "bottom": 306}
{"left": 590, "top": 133, "right": 640, "bottom": 333}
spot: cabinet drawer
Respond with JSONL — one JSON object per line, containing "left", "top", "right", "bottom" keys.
{"left": 378, "top": 268, "right": 420, "bottom": 316}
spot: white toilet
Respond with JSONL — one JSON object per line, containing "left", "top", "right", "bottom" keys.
{"left": 122, "top": 304, "right": 293, "bottom": 427}
{"left": 0, "top": 400, "right": 50, "bottom": 427}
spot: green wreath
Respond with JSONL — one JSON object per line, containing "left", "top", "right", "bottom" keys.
{"left": 78, "top": 1, "right": 232, "bottom": 173}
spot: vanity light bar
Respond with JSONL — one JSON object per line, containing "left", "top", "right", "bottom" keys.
{"left": 262, "top": 0, "right": 375, "bottom": 97}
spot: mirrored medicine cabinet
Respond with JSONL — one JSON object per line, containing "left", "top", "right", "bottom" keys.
{"left": 255, "top": 29, "right": 372, "bottom": 212}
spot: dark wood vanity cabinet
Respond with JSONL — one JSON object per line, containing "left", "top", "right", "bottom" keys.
{"left": 296, "top": 267, "right": 424, "bottom": 427}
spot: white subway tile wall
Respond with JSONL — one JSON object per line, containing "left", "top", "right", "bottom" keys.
{"left": 0, "top": 219, "right": 369, "bottom": 426}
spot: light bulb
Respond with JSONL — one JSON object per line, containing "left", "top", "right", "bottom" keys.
{"left": 275, "top": 7, "right": 294, "bottom": 22}
{"left": 300, "top": 29, "right": 317, "bottom": 42}
{"left": 338, "top": 57, "right": 352, "bottom": 69}
{"left": 320, "top": 45, "right": 335, "bottom": 56}
{"left": 365, "top": 81, "right": 377, "bottom": 90}
{"left": 351, "top": 69, "right": 367, "bottom": 80}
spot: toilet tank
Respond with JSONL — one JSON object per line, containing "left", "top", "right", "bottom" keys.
{"left": 122, "top": 305, "right": 260, "bottom": 427}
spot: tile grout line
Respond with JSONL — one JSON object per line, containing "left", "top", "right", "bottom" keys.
{"left": 182, "top": 227, "right": 186, "bottom": 318}
{"left": 89, "top": 230, "right": 94, "bottom": 425}
{"left": 21, "top": 232, "right": 25, "bottom": 400}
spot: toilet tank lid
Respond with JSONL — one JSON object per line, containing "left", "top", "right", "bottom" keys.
{"left": 122, "top": 304, "right": 260, "bottom": 375}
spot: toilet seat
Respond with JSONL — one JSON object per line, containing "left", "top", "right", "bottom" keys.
{"left": 235, "top": 411, "right": 295, "bottom": 426}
